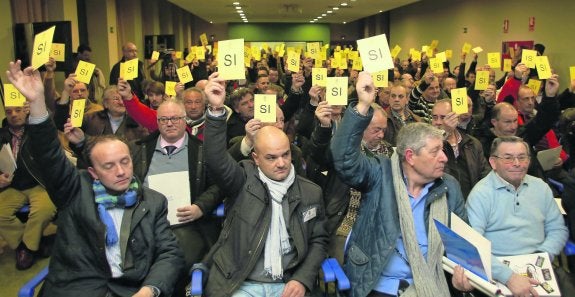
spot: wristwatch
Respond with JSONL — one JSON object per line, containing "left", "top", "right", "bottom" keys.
{"left": 145, "top": 285, "right": 161, "bottom": 297}
{"left": 208, "top": 105, "right": 225, "bottom": 112}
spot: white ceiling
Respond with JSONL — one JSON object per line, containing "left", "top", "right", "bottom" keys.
{"left": 168, "top": 0, "right": 419, "bottom": 24}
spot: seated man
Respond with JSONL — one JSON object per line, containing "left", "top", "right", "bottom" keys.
{"left": 7, "top": 60, "right": 184, "bottom": 297}
{"left": 196, "top": 72, "right": 328, "bottom": 297}
{"left": 0, "top": 104, "right": 56, "bottom": 270}
{"left": 331, "top": 72, "right": 467, "bottom": 297}
{"left": 465, "top": 136, "right": 569, "bottom": 296}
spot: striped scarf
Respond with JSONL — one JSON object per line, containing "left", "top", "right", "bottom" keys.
{"left": 93, "top": 178, "right": 139, "bottom": 246}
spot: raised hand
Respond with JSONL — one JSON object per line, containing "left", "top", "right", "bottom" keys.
{"left": 6, "top": 60, "right": 44, "bottom": 104}
{"left": 545, "top": 74, "right": 560, "bottom": 97}
{"left": 205, "top": 72, "right": 226, "bottom": 108}
{"left": 63, "top": 118, "right": 86, "bottom": 145}
{"left": 356, "top": 71, "right": 376, "bottom": 114}
{"left": 117, "top": 78, "right": 133, "bottom": 100}
{"left": 314, "top": 101, "right": 333, "bottom": 127}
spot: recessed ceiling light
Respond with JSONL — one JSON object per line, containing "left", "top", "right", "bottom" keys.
{"left": 379, "top": 10, "right": 382, "bottom": 12}
{"left": 244, "top": 20, "right": 248, "bottom": 23}
{"left": 327, "top": 10, "right": 333, "bottom": 13}
{"left": 314, "top": 18, "right": 318, "bottom": 21}
{"left": 341, "top": 2, "right": 348, "bottom": 6}
{"left": 318, "top": 16, "right": 323, "bottom": 19}
{"left": 333, "top": 7, "right": 339, "bottom": 10}
{"left": 238, "top": 10, "right": 243, "bottom": 13}
{"left": 236, "top": 6, "right": 241, "bottom": 9}
{"left": 343, "top": 21, "right": 347, "bottom": 24}
{"left": 310, "top": 21, "right": 314, "bottom": 23}
{"left": 240, "top": 13, "right": 245, "bottom": 16}
{"left": 322, "top": 13, "right": 326, "bottom": 16}
{"left": 233, "top": 2, "right": 239, "bottom": 5}
{"left": 210, "top": 21, "right": 213, "bottom": 23}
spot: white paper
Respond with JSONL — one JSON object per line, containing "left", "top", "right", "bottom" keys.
{"left": 451, "top": 212, "right": 492, "bottom": 279}
{"left": 147, "top": 171, "right": 190, "bottom": 226}
{"left": 496, "top": 253, "right": 561, "bottom": 296}
{"left": 0, "top": 143, "right": 17, "bottom": 175}
{"left": 356, "top": 34, "right": 394, "bottom": 73}
{"left": 537, "top": 146, "right": 562, "bottom": 171}
{"left": 555, "top": 198, "right": 566, "bottom": 215}
{"left": 443, "top": 257, "right": 504, "bottom": 297}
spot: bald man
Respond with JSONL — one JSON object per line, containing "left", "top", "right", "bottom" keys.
{"left": 109, "top": 42, "right": 147, "bottom": 100}
{"left": 195, "top": 72, "right": 328, "bottom": 297}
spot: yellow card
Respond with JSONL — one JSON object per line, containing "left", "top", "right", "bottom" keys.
{"left": 31, "top": 26, "right": 56, "bottom": 69}
{"left": 3, "top": 84, "right": 26, "bottom": 107}
{"left": 244, "top": 47, "right": 252, "bottom": 67}
{"left": 352, "top": 58, "right": 363, "bottom": 71}
{"left": 391, "top": 45, "right": 402, "bottom": 59}
{"left": 287, "top": 51, "right": 300, "bottom": 73}
{"left": 411, "top": 50, "right": 421, "bottom": 61}
{"left": 451, "top": 88, "right": 468, "bottom": 114}
{"left": 429, "top": 58, "right": 443, "bottom": 74}
{"left": 348, "top": 51, "right": 359, "bottom": 61}
{"left": 50, "top": 43, "right": 65, "bottom": 62}
{"left": 312, "top": 68, "right": 327, "bottom": 87}
{"left": 119, "top": 58, "right": 139, "bottom": 80}
{"left": 165, "top": 81, "right": 177, "bottom": 96}
{"left": 329, "top": 58, "right": 337, "bottom": 69}
{"left": 173, "top": 51, "right": 181, "bottom": 59}
{"left": 335, "top": 45, "right": 341, "bottom": 52}
{"left": 176, "top": 66, "right": 193, "bottom": 84}
{"left": 252, "top": 47, "right": 262, "bottom": 61}
{"left": 254, "top": 94, "right": 277, "bottom": 123}
{"left": 521, "top": 49, "right": 537, "bottom": 68}
{"left": 75, "top": 60, "right": 96, "bottom": 84}
{"left": 307, "top": 42, "right": 321, "bottom": 59}
{"left": 338, "top": 56, "right": 348, "bottom": 70}
{"left": 462, "top": 43, "right": 472, "bottom": 54}
{"left": 200, "top": 33, "right": 208, "bottom": 47}
{"left": 570, "top": 66, "right": 575, "bottom": 82}
{"left": 314, "top": 59, "right": 323, "bottom": 68}
{"left": 356, "top": 34, "right": 394, "bottom": 73}
{"left": 326, "top": 77, "right": 348, "bottom": 105}
{"left": 535, "top": 56, "right": 551, "bottom": 79}
{"left": 474, "top": 70, "right": 490, "bottom": 90}
{"left": 471, "top": 47, "right": 483, "bottom": 54}
{"left": 262, "top": 43, "right": 269, "bottom": 52}
{"left": 426, "top": 47, "right": 434, "bottom": 58}
{"left": 217, "top": 39, "right": 245, "bottom": 80}
{"left": 372, "top": 71, "right": 388, "bottom": 88}
{"left": 435, "top": 51, "right": 447, "bottom": 63}
{"left": 487, "top": 52, "right": 501, "bottom": 69}
{"left": 430, "top": 39, "right": 439, "bottom": 49}
{"left": 446, "top": 49, "right": 453, "bottom": 59}
{"left": 422, "top": 45, "right": 429, "bottom": 53}
{"left": 196, "top": 46, "right": 206, "bottom": 60}
{"left": 151, "top": 50, "right": 160, "bottom": 61}
{"left": 179, "top": 60, "right": 184, "bottom": 68}
{"left": 503, "top": 59, "right": 512, "bottom": 72}
{"left": 526, "top": 79, "right": 542, "bottom": 94}
{"left": 70, "top": 99, "right": 86, "bottom": 127}
{"left": 320, "top": 50, "right": 327, "bottom": 61}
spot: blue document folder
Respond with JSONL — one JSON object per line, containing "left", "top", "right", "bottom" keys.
{"left": 434, "top": 219, "right": 489, "bottom": 281}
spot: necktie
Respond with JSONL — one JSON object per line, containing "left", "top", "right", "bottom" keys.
{"left": 164, "top": 145, "right": 177, "bottom": 155}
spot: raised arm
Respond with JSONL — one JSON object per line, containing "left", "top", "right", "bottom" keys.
{"left": 118, "top": 78, "right": 160, "bottom": 133}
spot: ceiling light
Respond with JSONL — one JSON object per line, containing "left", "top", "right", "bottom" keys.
{"left": 379, "top": 10, "right": 382, "bottom": 12}
{"left": 318, "top": 16, "right": 323, "bottom": 19}
{"left": 210, "top": 21, "right": 213, "bottom": 23}
{"left": 333, "top": 7, "right": 339, "bottom": 10}
{"left": 343, "top": 21, "right": 347, "bottom": 24}
{"left": 327, "top": 10, "right": 333, "bottom": 13}
{"left": 238, "top": 10, "right": 243, "bottom": 13}
{"left": 244, "top": 20, "right": 248, "bottom": 23}
{"left": 322, "top": 13, "right": 326, "bottom": 16}
{"left": 233, "top": 2, "right": 239, "bottom": 5}
{"left": 341, "top": 2, "right": 348, "bottom": 6}
{"left": 236, "top": 6, "right": 241, "bottom": 10}
{"left": 310, "top": 21, "right": 314, "bottom": 23}
{"left": 240, "top": 13, "right": 245, "bottom": 16}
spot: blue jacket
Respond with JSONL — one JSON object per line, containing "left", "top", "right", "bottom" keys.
{"left": 330, "top": 104, "right": 467, "bottom": 297}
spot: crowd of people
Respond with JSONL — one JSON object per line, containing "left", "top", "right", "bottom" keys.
{"left": 1, "top": 38, "right": 574, "bottom": 297}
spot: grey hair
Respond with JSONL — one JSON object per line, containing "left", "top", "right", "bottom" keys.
{"left": 490, "top": 136, "right": 530, "bottom": 156}
{"left": 396, "top": 122, "right": 445, "bottom": 160}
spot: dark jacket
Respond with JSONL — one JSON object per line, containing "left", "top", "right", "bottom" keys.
{"left": 28, "top": 119, "right": 183, "bottom": 297}
{"left": 82, "top": 110, "right": 149, "bottom": 142}
{"left": 384, "top": 108, "right": 422, "bottom": 146}
{"left": 0, "top": 126, "right": 45, "bottom": 191}
{"left": 201, "top": 112, "right": 328, "bottom": 297}
{"left": 330, "top": 105, "right": 467, "bottom": 297}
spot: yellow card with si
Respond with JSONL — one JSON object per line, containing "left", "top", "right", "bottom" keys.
{"left": 474, "top": 70, "right": 490, "bottom": 90}
{"left": 50, "top": 43, "right": 65, "bottom": 62}
{"left": 254, "top": 94, "right": 277, "bottom": 123}
{"left": 503, "top": 59, "right": 512, "bottom": 72}
{"left": 352, "top": 58, "right": 363, "bottom": 71}
{"left": 462, "top": 43, "right": 472, "bottom": 54}
{"left": 3, "top": 84, "right": 26, "bottom": 107}
{"left": 487, "top": 52, "right": 501, "bottom": 68}
{"left": 217, "top": 39, "right": 245, "bottom": 80}
{"left": 356, "top": 33, "right": 394, "bottom": 73}
{"left": 200, "top": 33, "right": 208, "bottom": 47}
{"left": 411, "top": 50, "right": 421, "bottom": 62}
{"left": 120, "top": 58, "right": 139, "bottom": 80}
{"left": 435, "top": 51, "right": 447, "bottom": 63}
{"left": 165, "top": 81, "right": 177, "bottom": 96}
{"left": 521, "top": 49, "right": 537, "bottom": 68}
{"left": 287, "top": 51, "right": 300, "bottom": 73}
{"left": 326, "top": 77, "right": 348, "bottom": 105}
{"left": 312, "top": 68, "right": 327, "bottom": 87}
{"left": 176, "top": 66, "right": 193, "bottom": 84}
{"left": 451, "top": 88, "right": 468, "bottom": 114}
{"left": 31, "top": 26, "right": 56, "bottom": 69}
{"left": 570, "top": 66, "right": 575, "bottom": 82}
{"left": 527, "top": 79, "right": 542, "bottom": 94}
{"left": 446, "top": 49, "right": 453, "bottom": 59}
{"left": 151, "top": 50, "right": 160, "bottom": 61}
{"left": 372, "top": 71, "right": 388, "bottom": 88}
{"left": 535, "top": 56, "right": 551, "bottom": 79}
{"left": 70, "top": 99, "right": 86, "bottom": 127}
{"left": 75, "top": 60, "right": 96, "bottom": 84}
{"left": 391, "top": 45, "right": 402, "bottom": 59}
{"left": 429, "top": 58, "right": 443, "bottom": 74}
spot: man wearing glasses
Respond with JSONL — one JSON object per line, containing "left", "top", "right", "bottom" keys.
{"left": 461, "top": 136, "right": 568, "bottom": 296}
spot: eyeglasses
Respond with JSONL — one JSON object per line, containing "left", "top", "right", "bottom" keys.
{"left": 157, "top": 116, "right": 185, "bottom": 124}
{"left": 492, "top": 155, "right": 530, "bottom": 164}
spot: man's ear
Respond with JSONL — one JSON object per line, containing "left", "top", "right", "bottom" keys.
{"left": 491, "top": 118, "right": 497, "bottom": 128}
{"left": 87, "top": 167, "right": 99, "bottom": 180}
{"left": 488, "top": 157, "right": 497, "bottom": 170}
{"left": 251, "top": 151, "right": 259, "bottom": 166}
{"left": 404, "top": 149, "right": 415, "bottom": 166}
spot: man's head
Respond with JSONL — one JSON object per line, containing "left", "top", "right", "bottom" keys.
{"left": 400, "top": 60, "right": 409, "bottom": 71}
{"left": 489, "top": 136, "right": 530, "bottom": 188}
{"left": 146, "top": 81, "right": 165, "bottom": 110}
{"left": 443, "top": 77, "right": 457, "bottom": 94}
{"left": 85, "top": 135, "right": 133, "bottom": 193}
{"left": 377, "top": 86, "right": 391, "bottom": 108}
{"left": 268, "top": 67, "right": 279, "bottom": 84}
{"left": 71, "top": 82, "right": 90, "bottom": 101}
{"left": 362, "top": 104, "right": 387, "bottom": 150}
{"left": 431, "top": 99, "right": 454, "bottom": 132}
{"left": 397, "top": 122, "right": 447, "bottom": 183}
{"left": 122, "top": 42, "right": 138, "bottom": 60}
{"left": 517, "top": 85, "right": 536, "bottom": 115}
{"left": 230, "top": 88, "right": 255, "bottom": 120}
{"left": 156, "top": 99, "right": 187, "bottom": 143}
{"left": 389, "top": 83, "right": 408, "bottom": 113}
{"left": 4, "top": 106, "right": 29, "bottom": 128}
{"left": 491, "top": 103, "right": 518, "bottom": 136}
{"left": 181, "top": 88, "right": 206, "bottom": 120}
{"left": 102, "top": 86, "right": 126, "bottom": 117}
{"left": 400, "top": 73, "right": 414, "bottom": 93}
{"left": 423, "top": 76, "right": 441, "bottom": 102}
{"left": 255, "top": 74, "right": 270, "bottom": 93}
{"left": 252, "top": 126, "right": 291, "bottom": 181}
{"left": 77, "top": 44, "right": 92, "bottom": 62}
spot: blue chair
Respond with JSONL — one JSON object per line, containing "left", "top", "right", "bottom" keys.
{"left": 18, "top": 266, "right": 48, "bottom": 297}
{"left": 565, "top": 240, "right": 575, "bottom": 256}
